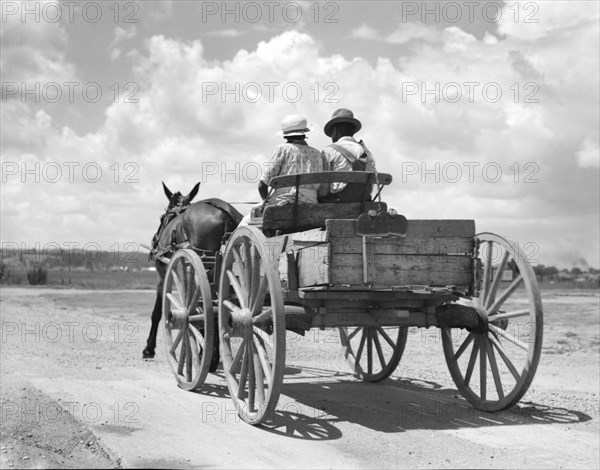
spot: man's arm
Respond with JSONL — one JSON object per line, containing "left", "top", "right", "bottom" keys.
{"left": 259, "top": 145, "right": 284, "bottom": 200}
{"left": 258, "top": 181, "right": 269, "bottom": 200}
{"left": 359, "top": 140, "right": 377, "bottom": 172}
{"left": 317, "top": 151, "right": 330, "bottom": 199}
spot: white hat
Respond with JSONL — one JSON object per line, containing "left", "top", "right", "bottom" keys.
{"left": 278, "top": 114, "right": 311, "bottom": 137}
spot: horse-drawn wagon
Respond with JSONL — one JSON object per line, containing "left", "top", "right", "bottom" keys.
{"left": 158, "top": 171, "right": 543, "bottom": 425}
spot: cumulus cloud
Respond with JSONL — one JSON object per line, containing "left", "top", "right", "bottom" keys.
{"left": 351, "top": 21, "right": 440, "bottom": 44}
{"left": 0, "top": 8, "right": 77, "bottom": 86}
{"left": 351, "top": 24, "right": 379, "bottom": 41}
{"left": 2, "top": 3, "right": 599, "bottom": 266}
{"left": 206, "top": 29, "right": 247, "bottom": 38}
{"left": 108, "top": 25, "right": 138, "bottom": 60}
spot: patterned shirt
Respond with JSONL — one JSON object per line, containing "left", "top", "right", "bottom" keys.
{"left": 322, "top": 136, "right": 376, "bottom": 193}
{"left": 261, "top": 141, "right": 327, "bottom": 205}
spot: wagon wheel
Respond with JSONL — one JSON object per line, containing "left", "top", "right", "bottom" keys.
{"left": 163, "top": 249, "right": 215, "bottom": 391}
{"left": 442, "top": 233, "right": 543, "bottom": 411}
{"left": 339, "top": 327, "right": 408, "bottom": 381}
{"left": 219, "top": 226, "right": 285, "bottom": 425}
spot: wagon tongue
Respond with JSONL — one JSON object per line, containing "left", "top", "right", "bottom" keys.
{"left": 356, "top": 211, "right": 407, "bottom": 237}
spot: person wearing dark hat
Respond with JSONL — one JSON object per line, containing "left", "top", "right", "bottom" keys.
{"left": 320, "top": 108, "right": 376, "bottom": 203}
{"left": 239, "top": 114, "right": 327, "bottom": 225}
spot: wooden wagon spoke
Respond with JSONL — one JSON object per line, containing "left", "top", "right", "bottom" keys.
{"left": 237, "top": 344, "right": 249, "bottom": 399}
{"left": 487, "top": 339, "right": 504, "bottom": 399}
{"left": 486, "top": 275, "right": 523, "bottom": 316}
{"left": 481, "top": 241, "right": 494, "bottom": 304}
{"left": 185, "top": 332, "right": 193, "bottom": 382}
{"left": 376, "top": 327, "right": 395, "bottom": 348}
{"left": 479, "top": 335, "right": 487, "bottom": 400}
{"left": 485, "top": 250, "right": 510, "bottom": 307}
{"left": 247, "top": 342, "right": 256, "bottom": 412}
{"left": 232, "top": 246, "right": 249, "bottom": 303}
{"left": 348, "top": 327, "right": 362, "bottom": 343}
{"left": 464, "top": 337, "right": 480, "bottom": 386}
{"left": 372, "top": 330, "right": 386, "bottom": 369}
{"left": 241, "top": 240, "right": 253, "bottom": 305}
{"left": 251, "top": 276, "right": 269, "bottom": 315}
{"left": 488, "top": 309, "right": 529, "bottom": 322}
{"left": 338, "top": 327, "right": 349, "bottom": 347}
{"left": 251, "top": 341, "right": 265, "bottom": 405}
{"left": 185, "top": 264, "right": 194, "bottom": 306}
{"left": 355, "top": 330, "right": 367, "bottom": 365}
{"left": 489, "top": 335, "right": 521, "bottom": 381}
{"left": 226, "top": 270, "right": 248, "bottom": 310}
{"left": 177, "top": 334, "right": 188, "bottom": 375}
{"left": 489, "top": 324, "right": 529, "bottom": 351}
{"left": 171, "top": 270, "right": 186, "bottom": 302}
{"left": 253, "top": 335, "right": 272, "bottom": 384}
{"left": 223, "top": 299, "right": 241, "bottom": 314}
{"left": 166, "top": 293, "right": 184, "bottom": 313}
{"left": 229, "top": 340, "right": 245, "bottom": 376}
{"left": 253, "top": 327, "right": 274, "bottom": 351}
{"left": 367, "top": 329, "right": 373, "bottom": 374}
{"left": 454, "top": 332, "right": 474, "bottom": 361}
{"left": 188, "top": 323, "right": 205, "bottom": 350}
{"left": 252, "top": 308, "right": 273, "bottom": 324}
{"left": 170, "top": 329, "right": 183, "bottom": 357}
{"left": 249, "top": 245, "right": 261, "bottom": 308}
{"left": 186, "top": 287, "right": 201, "bottom": 316}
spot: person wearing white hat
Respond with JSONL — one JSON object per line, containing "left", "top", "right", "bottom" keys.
{"left": 320, "top": 108, "right": 376, "bottom": 203}
{"left": 239, "top": 114, "right": 327, "bottom": 226}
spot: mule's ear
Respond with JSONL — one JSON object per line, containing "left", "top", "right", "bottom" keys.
{"left": 188, "top": 182, "right": 200, "bottom": 202}
{"left": 162, "top": 182, "right": 173, "bottom": 199}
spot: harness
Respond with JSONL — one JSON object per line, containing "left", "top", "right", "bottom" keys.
{"left": 149, "top": 204, "right": 189, "bottom": 262}
{"left": 149, "top": 199, "right": 242, "bottom": 262}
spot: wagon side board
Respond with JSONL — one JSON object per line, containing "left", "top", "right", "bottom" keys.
{"left": 270, "top": 218, "right": 480, "bottom": 331}
{"left": 294, "top": 219, "right": 475, "bottom": 289}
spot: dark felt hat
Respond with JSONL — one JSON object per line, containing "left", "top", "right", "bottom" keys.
{"left": 323, "top": 108, "right": 362, "bottom": 137}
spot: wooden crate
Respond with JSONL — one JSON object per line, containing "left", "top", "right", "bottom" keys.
{"left": 294, "top": 219, "right": 475, "bottom": 288}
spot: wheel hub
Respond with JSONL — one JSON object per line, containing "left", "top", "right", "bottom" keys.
{"left": 472, "top": 300, "right": 489, "bottom": 333}
{"left": 170, "top": 307, "right": 188, "bottom": 330}
{"left": 230, "top": 307, "right": 253, "bottom": 337}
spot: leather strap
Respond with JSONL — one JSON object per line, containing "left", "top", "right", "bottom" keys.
{"left": 328, "top": 143, "right": 366, "bottom": 164}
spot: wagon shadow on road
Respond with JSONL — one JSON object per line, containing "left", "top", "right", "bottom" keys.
{"left": 259, "top": 365, "right": 591, "bottom": 439}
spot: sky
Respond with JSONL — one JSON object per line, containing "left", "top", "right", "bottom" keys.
{"left": 1, "top": 0, "right": 599, "bottom": 269}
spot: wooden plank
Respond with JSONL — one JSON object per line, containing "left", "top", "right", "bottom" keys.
{"left": 330, "top": 255, "right": 472, "bottom": 286}
{"left": 296, "top": 248, "right": 473, "bottom": 288}
{"left": 263, "top": 202, "right": 386, "bottom": 231}
{"left": 290, "top": 228, "right": 328, "bottom": 243}
{"left": 363, "top": 236, "right": 376, "bottom": 283}
{"left": 332, "top": 254, "right": 472, "bottom": 270}
{"left": 309, "top": 307, "right": 478, "bottom": 329}
{"left": 297, "top": 244, "right": 330, "bottom": 286}
{"left": 326, "top": 219, "right": 476, "bottom": 238}
{"left": 269, "top": 171, "right": 392, "bottom": 189}
{"left": 330, "top": 237, "right": 473, "bottom": 255}
{"left": 298, "top": 289, "right": 456, "bottom": 302}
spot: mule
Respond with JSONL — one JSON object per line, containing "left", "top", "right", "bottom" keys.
{"left": 142, "top": 182, "right": 242, "bottom": 360}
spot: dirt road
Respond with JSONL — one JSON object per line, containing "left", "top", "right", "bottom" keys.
{"left": 1, "top": 287, "right": 598, "bottom": 468}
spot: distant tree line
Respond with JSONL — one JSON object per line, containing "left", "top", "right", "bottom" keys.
{"left": 533, "top": 264, "right": 599, "bottom": 281}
